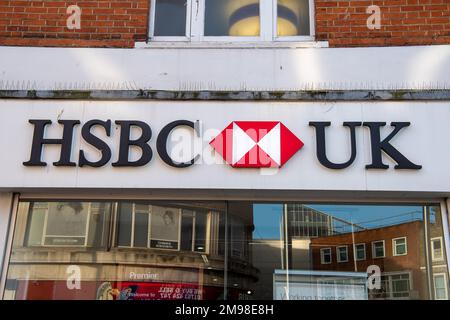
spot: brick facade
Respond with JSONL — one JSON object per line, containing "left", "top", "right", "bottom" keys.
{"left": 0, "top": 0, "right": 448, "bottom": 48}
{"left": 315, "top": 0, "right": 450, "bottom": 46}
{"left": 0, "top": 1, "right": 149, "bottom": 48}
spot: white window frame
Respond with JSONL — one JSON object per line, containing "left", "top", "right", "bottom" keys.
{"left": 336, "top": 245, "right": 348, "bottom": 263}
{"left": 149, "top": 0, "right": 192, "bottom": 42}
{"left": 272, "top": 0, "right": 315, "bottom": 42}
{"left": 385, "top": 271, "right": 412, "bottom": 299}
{"left": 433, "top": 273, "right": 448, "bottom": 300}
{"left": 320, "top": 247, "right": 332, "bottom": 265}
{"left": 354, "top": 243, "right": 366, "bottom": 261}
{"left": 431, "top": 237, "right": 444, "bottom": 262}
{"left": 372, "top": 240, "right": 386, "bottom": 259}
{"left": 392, "top": 237, "right": 408, "bottom": 257}
{"left": 117, "top": 204, "right": 182, "bottom": 251}
{"left": 40, "top": 202, "right": 92, "bottom": 247}
{"left": 117, "top": 203, "right": 151, "bottom": 249}
{"left": 148, "top": 0, "right": 315, "bottom": 43}
{"left": 182, "top": 209, "right": 211, "bottom": 253}
{"left": 148, "top": 206, "right": 182, "bottom": 251}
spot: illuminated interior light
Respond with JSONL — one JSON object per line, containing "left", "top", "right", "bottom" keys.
{"left": 228, "top": 3, "right": 260, "bottom": 36}
{"left": 228, "top": 3, "right": 299, "bottom": 37}
{"left": 277, "top": 5, "right": 299, "bottom": 36}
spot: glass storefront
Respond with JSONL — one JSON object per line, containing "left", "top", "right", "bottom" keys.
{"left": 3, "top": 200, "right": 449, "bottom": 300}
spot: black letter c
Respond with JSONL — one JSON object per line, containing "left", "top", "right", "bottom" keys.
{"left": 157, "top": 120, "right": 200, "bottom": 168}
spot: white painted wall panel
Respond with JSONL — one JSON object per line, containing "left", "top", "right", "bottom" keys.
{"left": 0, "top": 45, "right": 448, "bottom": 91}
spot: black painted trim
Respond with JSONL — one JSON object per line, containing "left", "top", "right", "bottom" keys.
{"left": 0, "top": 90, "right": 449, "bottom": 101}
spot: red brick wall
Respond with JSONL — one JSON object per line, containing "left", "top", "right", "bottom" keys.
{"left": 0, "top": 1, "right": 149, "bottom": 48}
{"left": 315, "top": 0, "right": 450, "bottom": 47}
{"left": 0, "top": 0, "right": 448, "bottom": 48}
{"left": 310, "top": 221, "right": 424, "bottom": 273}
{"left": 309, "top": 221, "right": 429, "bottom": 299}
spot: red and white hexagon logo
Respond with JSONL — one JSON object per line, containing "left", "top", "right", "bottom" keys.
{"left": 209, "top": 121, "right": 304, "bottom": 168}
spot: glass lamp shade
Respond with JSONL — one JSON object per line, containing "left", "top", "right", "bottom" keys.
{"left": 228, "top": 3, "right": 260, "bottom": 36}
{"left": 277, "top": 4, "right": 299, "bottom": 36}
{"left": 228, "top": 3, "right": 299, "bottom": 37}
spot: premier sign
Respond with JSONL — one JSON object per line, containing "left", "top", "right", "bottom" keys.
{"left": 23, "top": 119, "right": 421, "bottom": 171}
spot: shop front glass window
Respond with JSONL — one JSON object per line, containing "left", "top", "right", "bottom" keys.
{"left": 25, "top": 202, "right": 110, "bottom": 247}
{"left": 4, "top": 200, "right": 226, "bottom": 300}
{"left": 227, "top": 202, "right": 449, "bottom": 300}
{"left": 3, "top": 201, "right": 449, "bottom": 300}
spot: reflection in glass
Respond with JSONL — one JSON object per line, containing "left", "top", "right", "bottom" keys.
{"left": 205, "top": 0, "right": 260, "bottom": 36}
{"left": 3, "top": 201, "right": 449, "bottom": 300}
{"left": 25, "top": 202, "right": 110, "bottom": 247}
{"left": 154, "top": 0, "right": 187, "bottom": 36}
{"left": 434, "top": 274, "right": 448, "bottom": 300}
{"left": 4, "top": 201, "right": 227, "bottom": 300}
{"left": 245, "top": 203, "right": 449, "bottom": 300}
{"left": 194, "top": 211, "right": 208, "bottom": 252}
{"left": 277, "top": 0, "right": 310, "bottom": 36}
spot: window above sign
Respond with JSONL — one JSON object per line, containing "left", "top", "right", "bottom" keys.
{"left": 148, "top": 0, "right": 314, "bottom": 43}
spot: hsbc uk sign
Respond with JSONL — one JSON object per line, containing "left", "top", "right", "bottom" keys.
{"left": 23, "top": 119, "right": 421, "bottom": 170}
{"left": 210, "top": 121, "right": 304, "bottom": 168}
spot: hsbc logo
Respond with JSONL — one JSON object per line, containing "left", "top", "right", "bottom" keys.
{"left": 23, "top": 119, "right": 421, "bottom": 171}
{"left": 209, "top": 121, "right": 303, "bottom": 168}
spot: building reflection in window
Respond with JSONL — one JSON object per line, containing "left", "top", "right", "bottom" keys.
{"left": 245, "top": 203, "right": 449, "bottom": 300}
{"left": 3, "top": 201, "right": 449, "bottom": 300}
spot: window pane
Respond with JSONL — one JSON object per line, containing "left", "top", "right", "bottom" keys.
{"left": 205, "top": 0, "right": 260, "bottom": 36}
{"left": 231, "top": 217, "right": 247, "bottom": 258}
{"left": 180, "top": 210, "right": 194, "bottom": 251}
{"left": 25, "top": 203, "right": 47, "bottom": 246}
{"left": 238, "top": 203, "right": 440, "bottom": 300}
{"left": 433, "top": 239, "right": 442, "bottom": 250}
{"left": 5, "top": 200, "right": 226, "bottom": 300}
{"left": 117, "top": 202, "right": 132, "bottom": 247}
{"left": 4, "top": 201, "right": 448, "bottom": 300}
{"left": 321, "top": 248, "right": 331, "bottom": 264}
{"left": 356, "top": 245, "right": 365, "bottom": 260}
{"left": 46, "top": 202, "right": 87, "bottom": 236}
{"left": 87, "top": 202, "right": 111, "bottom": 247}
{"left": 44, "top": 202, "right": 88, "bottom": 246}
{"left": 434, "top": 275, "right": 445, "bottom": 288}
{"left": 338, "top": 247, "right": 347, "bottom": 261}
{"left": 154, "top": 0, "right": 187, "bottom": 36}
{"left": 218, "top": 213, "right": 226, "bottom": 256}
{"left": 374, "top": 242, "right": 384, "bottom": 257}
{"left": 134, "top": 212, "right": 149, "bottom": 248}
{"left": 150, "top": 206, "right": 180, "bottom": 249}
{"left": 432, "top": 239, "right": 443, "bottom": 260}
{"left": 277, "top": 0, "right": 310, "bottom": 36}
{"left": 434, "top": 275, "right": 447, "bottom": 299}
{"left": 194, "top": 211, "right": 208, "bottom": 252}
